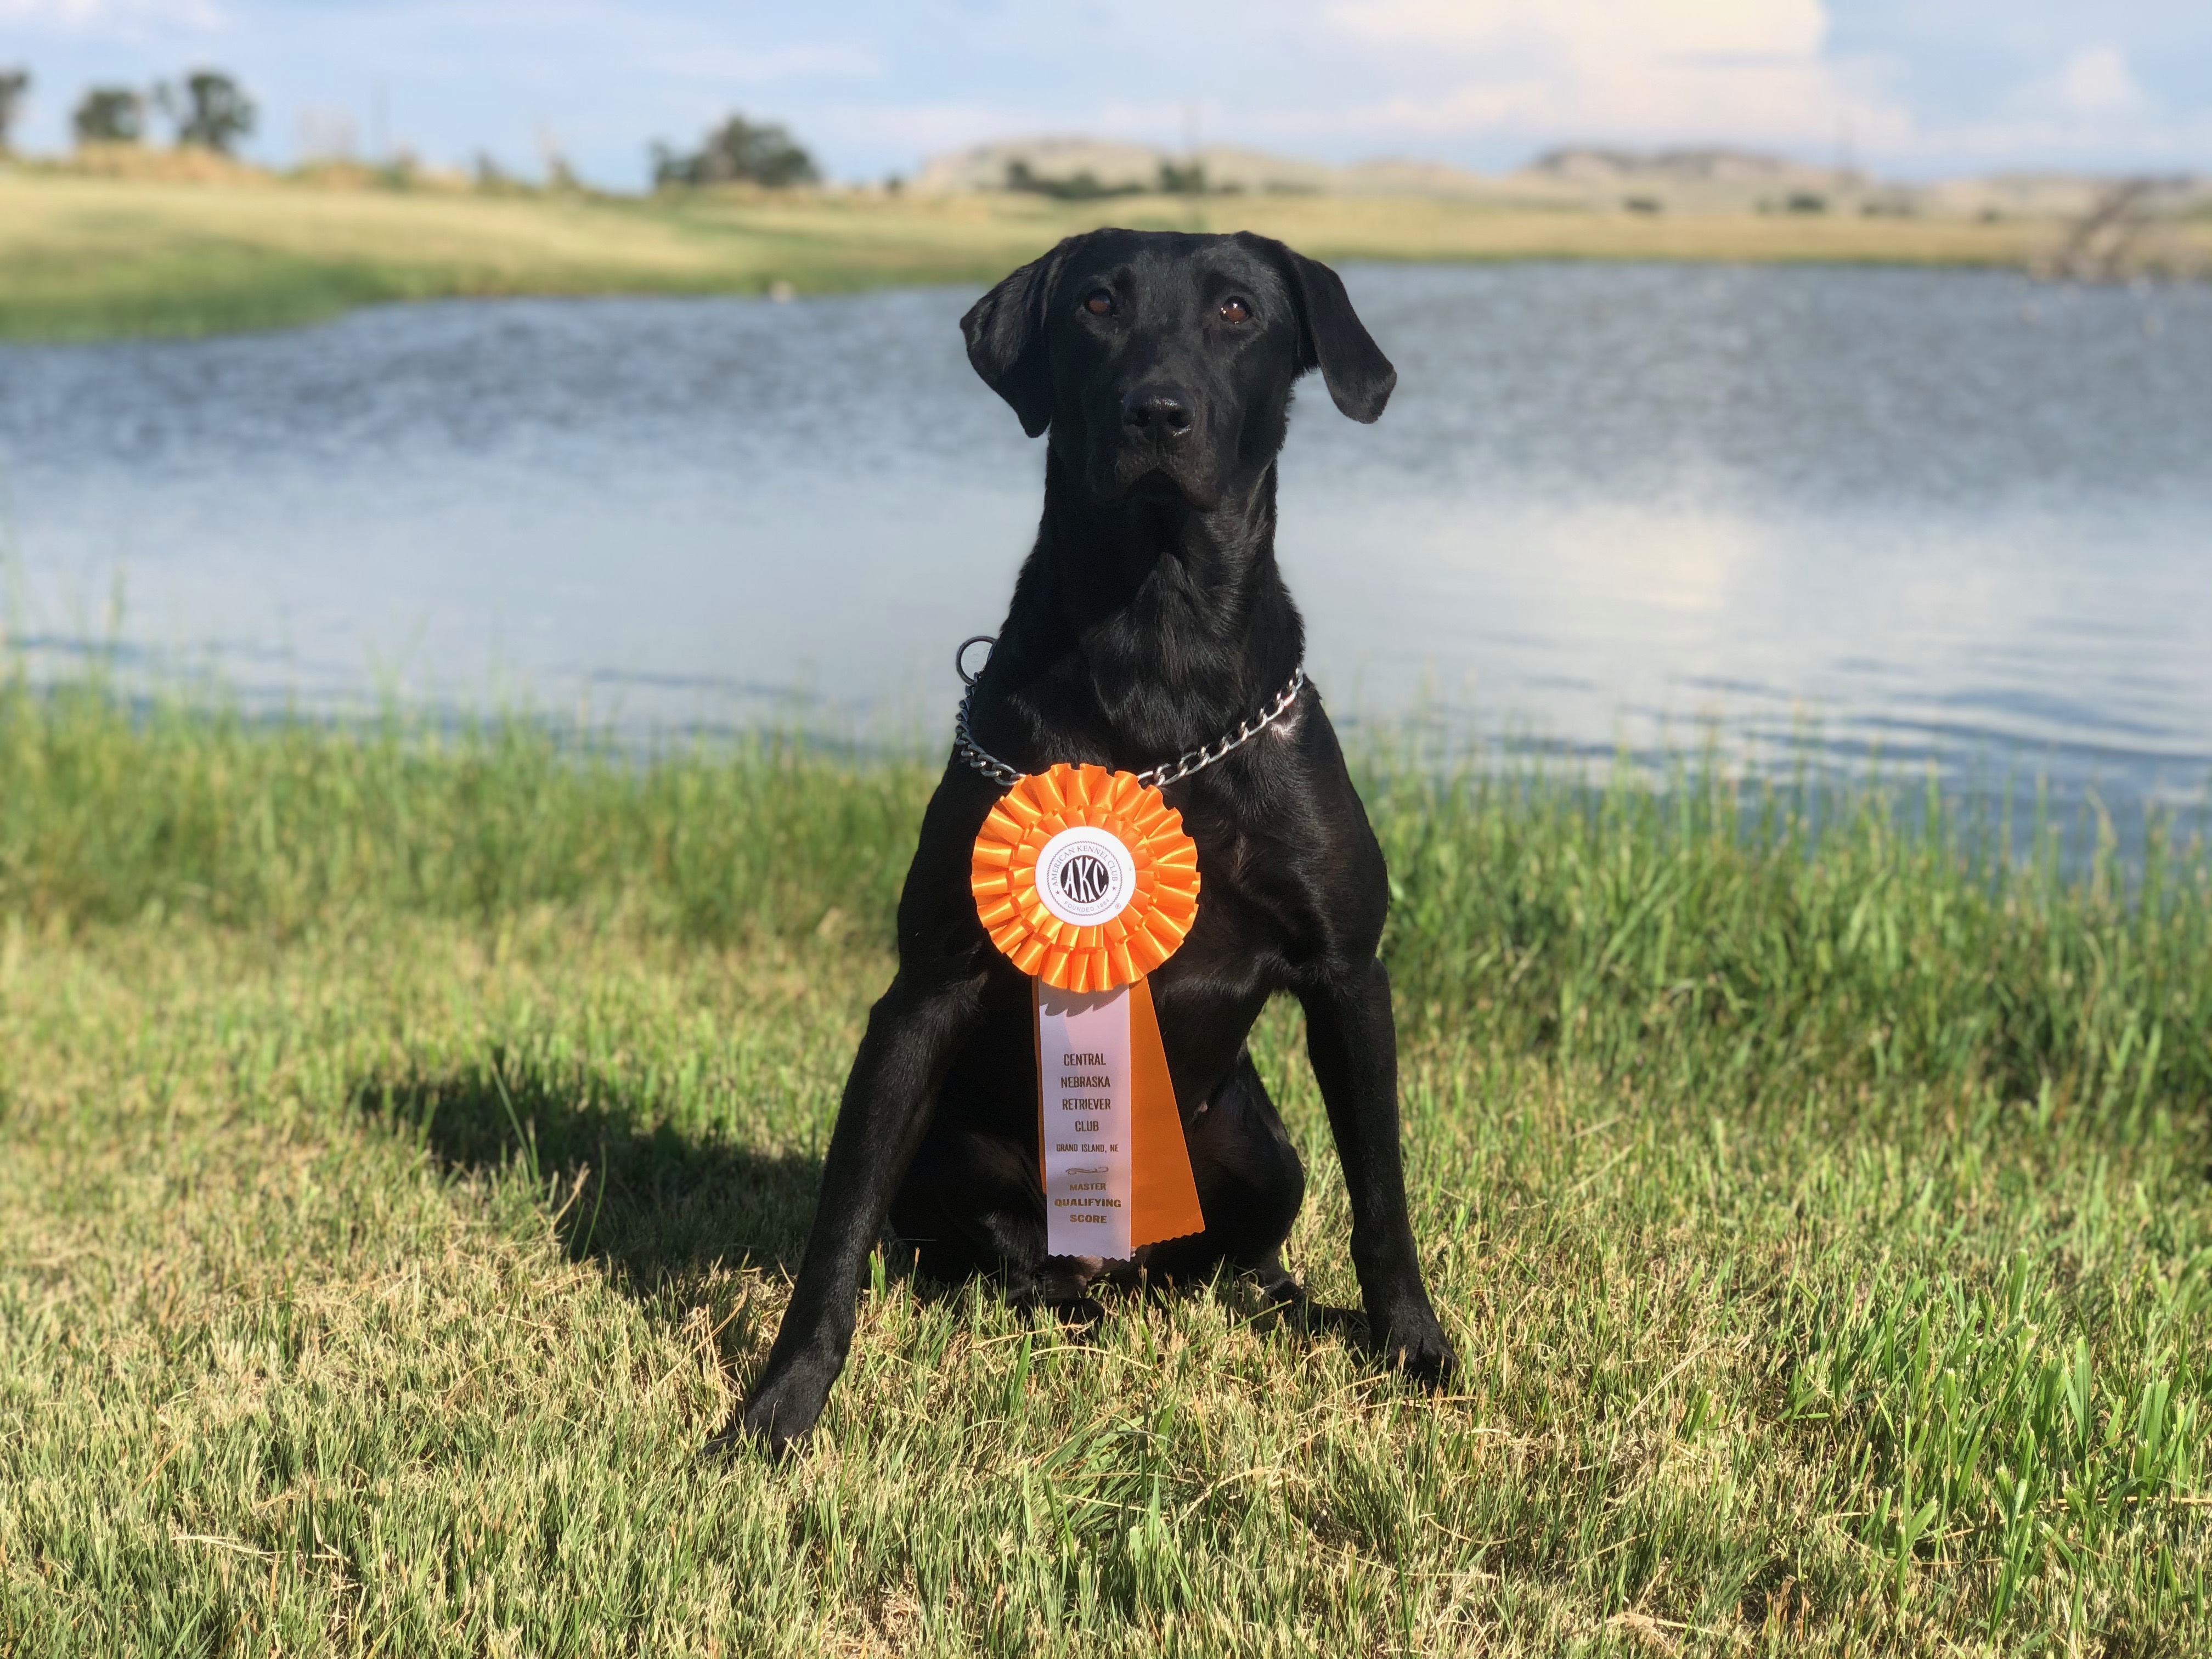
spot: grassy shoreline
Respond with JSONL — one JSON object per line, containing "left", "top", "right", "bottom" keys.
{"left": 7, "top": 168, "right": 2199, "bottom": 342}
{"left": 5, "top": 681, "right": 2212, "bottom": 1652}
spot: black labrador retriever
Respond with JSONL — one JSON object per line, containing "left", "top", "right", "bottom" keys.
{"left": 728, "top": 228, "right": 1455, "bottom": 1452}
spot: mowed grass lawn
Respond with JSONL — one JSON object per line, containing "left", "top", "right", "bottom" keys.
{"left": 0, "top": 168, "right": 2146, "bottom": 342}
{"left": 3, "top": 676, "right": 2211, "bottom": 1655}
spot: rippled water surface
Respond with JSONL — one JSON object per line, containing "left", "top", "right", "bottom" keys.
{"left": 3, "top": 263, "right": 2207, "bottom": 809}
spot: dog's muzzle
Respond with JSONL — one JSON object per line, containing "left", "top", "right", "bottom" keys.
{"left": 1120, "top": 386, "right": 1195, "bottom": 449}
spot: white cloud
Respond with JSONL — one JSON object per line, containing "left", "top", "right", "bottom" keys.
{"left": 644, "top": 43, "right": 885, "bottom": 86}
{"left": 738, "top": 5, "right": 2212, "bottom": 180}
{"left": 826, "top": 100, "right": 1049, "bottom": 156}
{"left": 1307, "top": 0, "right": 1900, "bottom": 153}
{"left": 2047, "top": 46, "right": 2149, "bottom": 119}
{"left": 1892, "top": 41, "right": 2197, "bottom": 166}
{"left": 1331, "top": 0, "right": 1826, "bottom": 59}
{"left": 0, "top": 0, "right": 223, "bottom": 29}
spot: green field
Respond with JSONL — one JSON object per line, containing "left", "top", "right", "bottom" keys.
{"left": 4, "top": 166, "right": 2189, "bottom": 343}
{"left": 3, "top": 668, "right": 2210, "bottom": 1654}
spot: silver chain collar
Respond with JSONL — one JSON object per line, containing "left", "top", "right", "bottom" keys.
{"left": 951, "top": 634, "right": 1307, "bottom": 792}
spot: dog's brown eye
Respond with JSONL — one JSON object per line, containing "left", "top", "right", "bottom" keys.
{"left": 1219, "top": 297, "right": 1251, "bottom": 323}
{"left": 1084, "top": 289, "right": 1114, "bottom": 317}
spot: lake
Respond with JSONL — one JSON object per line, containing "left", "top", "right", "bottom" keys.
{"left": 2, "top": 262, "right": 2207, "bottom": 817}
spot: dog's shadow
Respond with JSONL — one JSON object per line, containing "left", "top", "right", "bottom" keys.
{"left": 356, "top": 1058, "right": 821, "bottom": 1289}
{"left": 356, "top": 1060, "right": 1378, "bottom": 1373}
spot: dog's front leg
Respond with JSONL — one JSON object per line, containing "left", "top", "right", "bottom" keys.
{"left": 1300, "top": 956, "right": 1455, "bottom": 1383}
{"left": 724, "top": 970, "right": 981, "bottom": 1454}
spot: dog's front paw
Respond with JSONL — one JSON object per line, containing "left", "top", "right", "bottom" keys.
{"left": 1373, "top": 1305, "right": 1457, "bottom": 1388}
{"left": 706, "top": 1365, "right": 833, "bottom": 1460}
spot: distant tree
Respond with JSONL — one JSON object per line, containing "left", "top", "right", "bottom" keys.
{"left": 652, "top": 114, "right": 818, "bottom": 188}
{"left": 1003, "top": 159, "right": 1141, "bottom": 202}
{"left": 72, "top": 86, "right": 145, "bottom": 145}
{"left": 156, "top": 70, "right": 256, "bottom": 153}
{"left": 1158, "top": 160, "right": 1207, "bottom": 195}
{"left": 0, "top": 68, "right": 29, "bottom": 151}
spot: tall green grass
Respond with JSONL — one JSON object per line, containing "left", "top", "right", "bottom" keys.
{"left": 7, "top": 674, "right": 2206, "bottom": 1122}
{"left": 1369, "top": 761, "right": 2212, "bottom": 1121}
{"left": 5, "top": 671, "right": 2211, "bottom": 1652}
{"left": 0, "top": 678, "right": 934, "bottom": 940}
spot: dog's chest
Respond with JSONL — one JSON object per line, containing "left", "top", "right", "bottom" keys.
{"left": 1171, "top": 817, "right": 1325, "bottom": 975}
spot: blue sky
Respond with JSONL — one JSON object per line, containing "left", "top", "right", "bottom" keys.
{"left": 4, "top": 1, "right": 2208, "bottom": 187}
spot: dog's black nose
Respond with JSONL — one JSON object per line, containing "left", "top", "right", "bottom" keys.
{"left": 1122, "top": 387, "right": 1194, "bottom": 443}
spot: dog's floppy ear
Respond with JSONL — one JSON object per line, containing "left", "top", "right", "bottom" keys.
{"left": 961, "top": 236, "right": 1080, "bottom": 438}
{"left": 1246, "top": 235, "right": 1396, "bottom": 423}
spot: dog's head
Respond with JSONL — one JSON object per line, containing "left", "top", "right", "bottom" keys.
{"left": 961, "top": 228, "right": 1394, "bottom": 510}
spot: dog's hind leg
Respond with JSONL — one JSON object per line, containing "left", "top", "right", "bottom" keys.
{"left": 1145, "top": 1048, "right": 1306, "bottom": 1299}
{"left": 889, "top": 1121, "right": 1097, "bottom": 1311}
{"left": 884, "top": 1127, "right": 988, "bottom": 1289}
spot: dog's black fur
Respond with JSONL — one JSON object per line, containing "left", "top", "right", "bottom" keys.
{"left": 729, "top": 228, "right": 1454, "bottom": 1452}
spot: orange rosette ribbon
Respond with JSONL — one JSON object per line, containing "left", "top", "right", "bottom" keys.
{"left": 970, "top": 763, "right": 1200, "bottom": 992}
{"left": 972, "top": 761, "right": 1207, "bottom": 1257}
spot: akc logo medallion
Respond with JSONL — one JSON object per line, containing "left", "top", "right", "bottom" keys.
{"left": 1034, "top": 825, "right": 1137, "bottom": 927}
